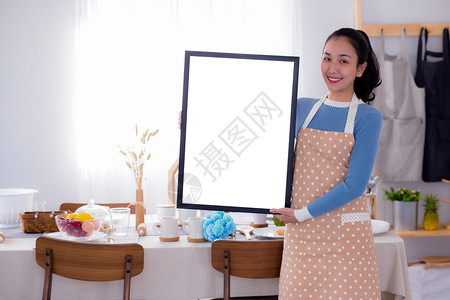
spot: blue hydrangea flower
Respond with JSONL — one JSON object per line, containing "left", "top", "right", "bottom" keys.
{"left": 203, "top": 211, "right": 236, "bottom": 242}
{"left": 223, "top": 214, "right": 233, "bottom": 223}
{"left": 212, "top": 221, "right": 224, "bottom": 236}
{"left": 203, "top": 218, "right": 212, "bottom": 230}
{"left": 225, "top": 221, "right": 236, "bottom": 233}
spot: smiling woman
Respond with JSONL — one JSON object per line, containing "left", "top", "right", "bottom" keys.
{"left": 73, "top": 0, "right": 302, "bottom": 209}
{"left": 271, "top": 28, "right": 383, "bottom": 300}
{"left": 321, "top": 38, "right": 367, "bottom": 101}
{"left": 321, "top": 28, "right": 380, "bottom": 102}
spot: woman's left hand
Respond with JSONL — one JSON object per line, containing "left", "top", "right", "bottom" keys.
{"left": 270, "top": 208, "right": 297, "bottom": 224}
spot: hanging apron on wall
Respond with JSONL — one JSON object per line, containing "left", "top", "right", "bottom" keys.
{"left": 415, "top": 28, "right": 450, "bottom": 182}
{"left": 372, "top": 30, "right": 426, "bottom": 181}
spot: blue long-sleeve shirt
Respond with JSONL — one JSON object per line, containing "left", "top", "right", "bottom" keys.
{"left": 295, "top": 97, "right": 382, "bottom": 218}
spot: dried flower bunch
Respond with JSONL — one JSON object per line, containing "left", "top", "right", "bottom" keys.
{"left": 119, "top": 125, "right": 159, "bottom": 190}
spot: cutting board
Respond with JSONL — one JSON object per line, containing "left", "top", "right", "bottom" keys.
{"left": 408, "top": 256, "right": 450, "bottom": 269}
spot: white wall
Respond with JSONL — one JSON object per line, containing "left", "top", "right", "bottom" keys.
{"left": 1, "top": 0, "right": 449, "bottom": 260}
{"left": 0, "top": 0, "right": 78, "bottom": 208}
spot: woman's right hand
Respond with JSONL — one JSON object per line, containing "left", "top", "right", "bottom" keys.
{"left": 269, "top": 208, "right": 297, "bottom": 224}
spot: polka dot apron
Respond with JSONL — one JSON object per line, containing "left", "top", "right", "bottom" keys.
{"left": 279, "top": 95, "right": 380, "bottom": 300}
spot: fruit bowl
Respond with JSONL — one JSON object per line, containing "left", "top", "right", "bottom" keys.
{"left": 55, "top": 213, "right": 104, "bottom": 240}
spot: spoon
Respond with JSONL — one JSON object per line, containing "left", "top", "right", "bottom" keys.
{"left": 237, "top": 225, "right": 254, "bottom": 240}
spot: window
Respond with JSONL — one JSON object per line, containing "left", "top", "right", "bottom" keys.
{"left": 75, "top": 0, "right": 301, "bottom": 210}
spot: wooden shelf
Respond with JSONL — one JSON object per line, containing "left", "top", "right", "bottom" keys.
{"left": 355, "top": 0, "right": 450, "bottom": 36}
{"left": 394, "top": 224, "right": 450, "bottom": 237}
{"left": 394, "top": 180, "right": 450, "bottom": 237}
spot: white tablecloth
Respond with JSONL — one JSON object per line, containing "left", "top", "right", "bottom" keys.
{"left": 0, "top": 229, "right": 410, "bottom": 300}
{"left": 408, "top": 264, "right": 450, "bottom": 300}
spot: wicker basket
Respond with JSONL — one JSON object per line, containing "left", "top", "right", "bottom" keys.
{"left": 20, "top": 211, "right": 64, "bottom": 233}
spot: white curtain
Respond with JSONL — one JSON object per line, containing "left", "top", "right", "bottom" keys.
{"left": 74, "top": 0, "right": 302, "bottom": 212}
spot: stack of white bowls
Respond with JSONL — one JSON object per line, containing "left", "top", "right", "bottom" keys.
{"left": 0, "top": 189, "right": 38, "bottom": 228}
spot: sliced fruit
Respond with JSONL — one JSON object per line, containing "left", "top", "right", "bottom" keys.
{"left": 75, "top": 212, "right": 94, "bottom": 221}
{"left": 275, "top": 229, "right": 285, "bottom": 236}
{"left": 67, "top": 213, "right": 77, "bottom": 219}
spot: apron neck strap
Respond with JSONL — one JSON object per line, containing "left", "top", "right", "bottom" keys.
{"left": 417, "top": 27, "right": 425, "bottom": 64}
{"left": 379, "top": 29, "right": 409, "bottom": 61}
{"left": 444, "top": 28, "right": 449, "bottom": 63}
{"left": 400, "top": 29, "right": 409, "bottom": 61}
{"left": 378, "top": 29, "right": 385, "bottom": 60}
{"left": 344, "top": 95, "right": 359, "bottom": 134}
{"left": 301, "top": 94, "right": 359, "bottom": 134}
{"left": 301, "top": 95, "right": 327, "bottom": 130}
{"left": 420, "top": 27, "right": 446, "bottom": 62}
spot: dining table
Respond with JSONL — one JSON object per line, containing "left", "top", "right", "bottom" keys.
{"left": 0, "top": 215, "right": 411, "bottom": 300}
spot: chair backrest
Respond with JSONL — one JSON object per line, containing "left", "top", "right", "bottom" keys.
{"left": 211, "top": 239, "right": 283, "bottom": 299}
{"left": 59, "top": 202, "right": 135, "bottom": 214}
{"left": 35, "top": 236, "right": 144, "bottom": 300}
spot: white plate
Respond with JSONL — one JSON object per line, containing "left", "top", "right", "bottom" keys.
{"left": 44, "top": 231, "right": 106, "bottom": 242}
{"left": 253, "top": 221, "right": 389, "bottom": 238}
{"left": 371, "top": 219, "right": 390, "bottom": 235}
{"left": 253, "top": 226, "right": 285, "bottom": 239}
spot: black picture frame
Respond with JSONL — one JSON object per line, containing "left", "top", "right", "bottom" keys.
{"left": 177, "top": 51, "right": 299, "bottom": 214}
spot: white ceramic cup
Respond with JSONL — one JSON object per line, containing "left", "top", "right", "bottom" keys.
{"left": 110, "top": 207, "right": 130, "bottom": 236}
{"left": 157, "top": 204, "right": 175, "bottom": 220}
{"left": 183, "top": 217, "right": 205, "bottom": 240}
{"left": 178, "top": 208, "right": 197, "bottom": 223}
{"left": 251, "top": 214, "right": 267, "bottom": 225}
{"left": 153, "top": 216, "right": 179, "bottom": 238}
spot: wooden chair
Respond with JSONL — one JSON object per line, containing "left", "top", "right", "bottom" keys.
{"left": 211, "top": 239, "right": 283, "bottom": 300}
{"left": 59, "top": 202, "right": 135, "bottom": 214}
{"left": 35, "top": 236, "right": 144, "bottom": 300}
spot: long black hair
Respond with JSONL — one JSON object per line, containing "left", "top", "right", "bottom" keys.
{"left": 325, "top": 28, "right": 381, "bottom": 103}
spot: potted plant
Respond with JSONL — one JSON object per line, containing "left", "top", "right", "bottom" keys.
{"left": 423, "top": 194, "right": 439, "bottom": 231}
{"left": 384, "top": 187, "right": 422, "bottom": 231}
